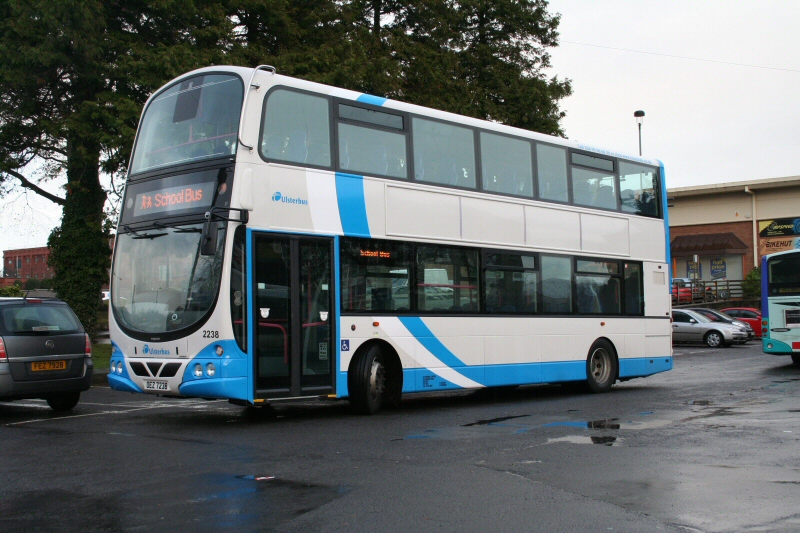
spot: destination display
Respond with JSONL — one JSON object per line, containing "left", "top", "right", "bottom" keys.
{"left": 132, "top": 181, "right": 216, "bottom": 217}
{"left": 786, "top": 309, "right": 800, "bottom": 328}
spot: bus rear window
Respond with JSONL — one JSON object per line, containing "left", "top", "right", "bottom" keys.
{"left": 768, "top": 255, "right": 800, "bottom": 296}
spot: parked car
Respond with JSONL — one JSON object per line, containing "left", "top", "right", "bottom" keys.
{"left": 689, "top": 308, "right": 755, "bottom": 343}
{"left": 0, "top": 297, "right": 93, "bottom": 411}
{"left": 671, "top": 277, "right": 703, "bottom": 303}
{"left": 672, "top": 309, "right": 749, "bottom": 347}
{"left": 721, "top": 307, "right": 763, "bottom": 339}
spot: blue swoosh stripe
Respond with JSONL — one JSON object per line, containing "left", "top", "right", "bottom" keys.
{"left": 356, "top": 94, "right": 387, "bottom": 106}
{"left": 398, "top": 316, "right": 467, "bottom": 368}
{"left": 335, "top": 172, "right": 371, "bottom": 237}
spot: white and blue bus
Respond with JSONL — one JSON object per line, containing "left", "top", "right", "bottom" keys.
{"left": 761, "top": 249, "right": 800, "bottom": 366}
{"left": 108, "top": 65, "right": 673, "bottom": 413}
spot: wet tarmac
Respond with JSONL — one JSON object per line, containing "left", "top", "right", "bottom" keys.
{"left": 1, "top": 343, "right": 799, "bottom": 532}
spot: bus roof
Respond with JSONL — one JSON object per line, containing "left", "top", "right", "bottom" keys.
{"left": 149, "top": 65, "right": 662, "bottom": 169}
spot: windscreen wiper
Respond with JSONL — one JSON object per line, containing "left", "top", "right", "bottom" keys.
{"left": 123, "top": 225, "right": 168, "bottom": 239}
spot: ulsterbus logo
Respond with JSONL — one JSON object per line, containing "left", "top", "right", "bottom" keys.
{"left": 142, "top": 344, "right": 170, "bottom": 356}
{"left": 272, "top": 191, "right": 308, "bottom": 205}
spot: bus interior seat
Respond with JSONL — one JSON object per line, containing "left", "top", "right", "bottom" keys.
{"left": 594, "top": 185, "right": 615, "bottom": 208}
{"left": 370, "top": 288, "right": 392, "bottom": 310}
{"left": 286, "top": 130, "right": 308, "bottom": 163}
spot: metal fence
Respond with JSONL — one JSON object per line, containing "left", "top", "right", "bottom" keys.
{"left": 671, "top": 278, "right": 759, "bottom": 307}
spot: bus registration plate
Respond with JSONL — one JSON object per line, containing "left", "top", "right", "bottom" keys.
{"left": 144, "top": 380, "right": 169, "bottom": 391}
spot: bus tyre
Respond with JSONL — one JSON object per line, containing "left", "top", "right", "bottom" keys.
{"left": 704, "top": 331, "right": 724, "bottom": 348}
{"left": 586, "top": 339, "right": 617, "bottom": 393}
{"left": 791, "top": 353, "right": 800, "bottom": 367}
{"left": 349, "top": 345, "right": 386, "bottom": 415}
{"left": 46, "top": 392, "right": 80, "bottom": 412}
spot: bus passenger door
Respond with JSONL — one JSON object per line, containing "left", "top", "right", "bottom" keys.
{"left": 253, "top": 235, "right": 335, "bottom": 399}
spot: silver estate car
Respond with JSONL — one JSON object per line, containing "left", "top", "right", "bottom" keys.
{"left": 672, "top": 309, "right": 749, "bottom": 348}
{"left": 0, "top": 297, "right": 93, "bottom": 411}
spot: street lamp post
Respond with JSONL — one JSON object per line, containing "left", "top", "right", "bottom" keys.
{"left": 634, "top": 110, "right": 645, "bottom": 156}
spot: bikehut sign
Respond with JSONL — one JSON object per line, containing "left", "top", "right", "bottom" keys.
{"left": 758, "top": 218, "right": 800, "bottom": 256}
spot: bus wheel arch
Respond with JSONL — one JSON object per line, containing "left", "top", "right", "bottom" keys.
{"left": 347, "top": 340, "right": 403, "bottom": 414}
{"left": 586, "top": 337, "right": 619, "bottom": 393}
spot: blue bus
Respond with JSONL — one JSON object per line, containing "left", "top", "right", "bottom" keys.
{"left": 761, "top": 249, "right": 800, "bottom": 366}
{"left": 107, "top": 65, "right": 673, "bottom": 413}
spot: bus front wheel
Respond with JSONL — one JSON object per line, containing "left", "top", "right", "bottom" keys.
{"left": 586, "top": 339, "right": 618, "bottom": 393}
{"left": 349, "top": 345, "right": 386, "bottom": 415}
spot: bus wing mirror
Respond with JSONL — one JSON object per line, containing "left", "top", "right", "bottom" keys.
{"left": 200, "top": 214, "right": 218, "bottom": 256}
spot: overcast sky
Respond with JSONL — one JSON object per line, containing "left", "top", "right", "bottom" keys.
{"left": 2, "top": 0, "right": 799, "bottom": 253}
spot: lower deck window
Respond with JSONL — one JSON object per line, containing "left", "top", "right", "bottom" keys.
{"left": 341, "top": 239, "right": 412, "bottom": 312}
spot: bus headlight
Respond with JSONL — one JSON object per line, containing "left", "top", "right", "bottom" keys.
{"left": 194, "top": 363, "right": 203, "bottom": 377}
{"left": 206, "top": 363, "right": 216, "bottom": 377}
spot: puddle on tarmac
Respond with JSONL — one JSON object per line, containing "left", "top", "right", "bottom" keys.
{"left": 546, "top": 435, "right": 622, "bottom": 446}
{"left": 543, "top": 418, "right": 672, "bottom": 430}
{"left": 687, "top": 400, "right": 713, "bottom": 406}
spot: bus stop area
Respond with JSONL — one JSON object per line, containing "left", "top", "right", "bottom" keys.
{"left": 2, "top": 341, "right": 799, "bottom": 533}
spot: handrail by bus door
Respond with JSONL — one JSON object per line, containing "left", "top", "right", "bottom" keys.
{"left": 238, "top": 65, "right": 276, "bottom": 151}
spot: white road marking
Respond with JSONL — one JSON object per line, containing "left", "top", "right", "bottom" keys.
{"left": 3, "top": 399, "right": 227, "bottom": 426}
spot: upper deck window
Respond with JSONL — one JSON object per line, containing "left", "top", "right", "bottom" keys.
{"left": 572, "top": 167, "right": 617, "bottom": 210}
{"left": 261, "top": 89, "right": 332, "bottom": 167}
{"left": 571, "top": 153, "right": 614, "bottom": 172}
{"left": 619, "top": 162, "right": 659, "bottom": 218}
{"left": 413, "top": 118, "right": 476, "bottom": 189}
{"left": 337, "top": 103, "right": 408, "bottom": 179}
{"left": 536, "top": 144, "right": 569, "bottom": 203}
{"left": 131, "top": 74, "right": 243, "bottom": 175}
{"left": 480, "top": 132, "right": 533, "bottom": 197}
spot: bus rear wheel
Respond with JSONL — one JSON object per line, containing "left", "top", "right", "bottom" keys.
{"left": 349, "top": 345, "right": 386, "bottom": 415}
{"left": 791, "top": 353, "right": 800, "bottom": 367}
{"left": 586, "top": 339, "right": 617, "bottom": 393}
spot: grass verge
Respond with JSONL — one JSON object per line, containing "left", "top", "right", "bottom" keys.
{"left": 92, "top": 343, "right": 112, "bottom": 371}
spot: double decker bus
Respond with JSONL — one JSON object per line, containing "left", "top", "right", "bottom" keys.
{"left": 761, "top": 249, "right": 800, "bottom": 366}
{"left": 108, "top": 65, "right": 673, "bottom": 413}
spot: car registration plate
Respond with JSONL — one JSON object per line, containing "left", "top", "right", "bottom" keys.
{"left": 31, "top": 360, "right": 67, "bottom": 372}
{"left": 144, "top": 380, "right": 170, "bottom": 391}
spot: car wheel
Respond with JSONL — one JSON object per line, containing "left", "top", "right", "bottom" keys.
{"left": 704, "top": 331, "right": 724, "bottom": 348}
{"left": 46, "top": 391, "right": 81, "bottom": 412}
{"left": 586, "top": 339, "right": 618, "bottom": 393}
{"left": 791, "top": 353, "right": 800, "bottom": 367}
{"left": 349, "top": 344, "right": 385, "bottom": 415}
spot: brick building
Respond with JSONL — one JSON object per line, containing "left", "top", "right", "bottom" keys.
{"left": 2, "top": 246, "right": 53, "bottom": 285}
{"left": 669, "top": 175, "right": 800, "bottom": 281}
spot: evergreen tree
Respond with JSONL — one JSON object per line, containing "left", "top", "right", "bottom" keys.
{"left": 0, "top": 0, "right": 233, "bottom": 338}
{"left": 0, "top": 0, "right": 570, "bottom": 337}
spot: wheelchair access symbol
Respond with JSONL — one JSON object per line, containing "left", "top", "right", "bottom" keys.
{"left": 341, "top": 339, "right": 350, "bottom": 352}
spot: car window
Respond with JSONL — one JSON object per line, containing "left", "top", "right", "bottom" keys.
{"left": 673, "top": 312, "right": 689, "bottom": 323}
{"left": 690, "top": 312, "right": 710, "bottom": 323}
{"left": 1, "top": 305, "right": 82, "bottom": 334}
{"left": 742, "top": 310, "right": 759, "bottom": 319}
{"left": 723, "top": 309, "right": 740, "bottom": 317}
